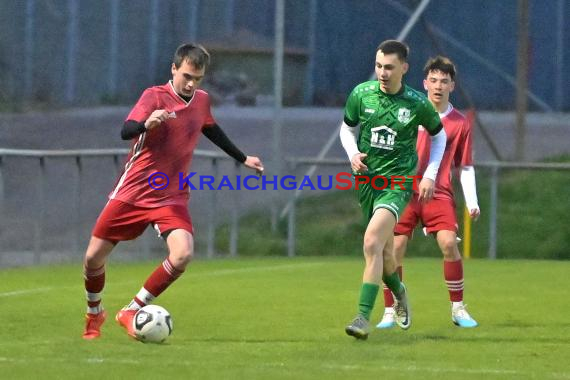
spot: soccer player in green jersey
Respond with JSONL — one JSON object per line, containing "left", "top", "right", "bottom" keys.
{"left": 340, "top": 40, "right": 447, "bottom": 340}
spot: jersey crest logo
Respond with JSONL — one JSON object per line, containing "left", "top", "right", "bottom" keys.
{"left": 370, "top": 125, "right": 397, "bottom": 150}
{"left": 397, "top": 108, "right": 411, "bottom": 124}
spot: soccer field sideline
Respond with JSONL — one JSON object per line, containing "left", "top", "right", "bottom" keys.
{"left": 1, "top": 257, "right": 569, "bottom": 380}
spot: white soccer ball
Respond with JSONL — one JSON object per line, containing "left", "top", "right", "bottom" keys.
{"left": 132, "top": 305, "right": 173, "bottom": 343}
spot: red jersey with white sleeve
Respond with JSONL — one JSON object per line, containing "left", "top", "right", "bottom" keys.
{"left": 416, "top": 104, "right": 473, "bottom": 201}
{"left": 109, "top": 81, "right": 216, "bottom": 208}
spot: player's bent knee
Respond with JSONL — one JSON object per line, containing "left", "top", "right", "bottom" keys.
{"left": 165, "top": 229, "right": 194, "bottom": 267}
{"left": 168, "top": 246, "right": 194, "bottom": 268}
{"left": 84, "top": 237, "right": 115, "bottom": 267}
{"left": 438, "top": 238, "right": 459, "bottom": 260}
{"left": 84, "top": 256, "right": 98, "bottom": 269}
{"left": 439, "top": 237, "right": 455, "bottom": 250}
{"left": 84, "top": 253, "right": 109, "bottom": 269}
{"left": 363, "top": 235, "right": 382, "bottom": 256}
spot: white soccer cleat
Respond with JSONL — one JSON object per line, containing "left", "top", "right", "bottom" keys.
{"left": 393, "top": 283, "right": 411, "bottom": 330}
{"left": 376, "top": 307, "right": 396, "bottom": 329}
{"left": 452, "top": 304, "right": 478, "bottom": 328}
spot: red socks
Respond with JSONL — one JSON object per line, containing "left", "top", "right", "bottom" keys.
{"left": 129, "top": 258, "right": 185, "bottom": 309}
{"left": 382, "top": 260, "right": 464, "bottom": 307}
{"left": 444, "top": 260, "right": 464, "bottom": 302}
{"left": 84, "top": 264, "right": 105, "bottom": 313}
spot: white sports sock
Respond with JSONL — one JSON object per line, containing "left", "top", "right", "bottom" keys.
{"left": 86, "top": 291, "right": 101, "bottom": 302}
{"left": 135, "top": 287, "right": 155, "bottom": 306}
{"left": 126, "top": 300, "right": 142, "bottom": 310}
{"left": 86, "top": 291, "right": 102, "bottom": 314}
{"left": 125, "top": 287, "right": 155, "bottom": 310}
{"left": 87, "top": 305, "right": 102, "bottom": 314}
{"left": 452, "top": 301, "right": 464, "bottom": 310}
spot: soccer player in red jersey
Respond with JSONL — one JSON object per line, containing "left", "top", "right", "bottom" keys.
{"left": 82, "top": 43, "right": 264, "bottom": 339}
{"left": 377, "top": 56, "right": 480, "bottom": 329}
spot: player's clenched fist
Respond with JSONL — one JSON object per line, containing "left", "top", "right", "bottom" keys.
{"left": 244, "top": 156, "right": 264, "bottom": 176}
{"left": 144, "top": 109, "right": 172, "bottom": 130}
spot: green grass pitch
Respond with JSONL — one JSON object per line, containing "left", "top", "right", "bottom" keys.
{"left": 1, "top": 257, "right": 569, "bottom": 379}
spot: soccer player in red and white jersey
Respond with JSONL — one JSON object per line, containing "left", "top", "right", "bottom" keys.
{"left": 377, "top": 56, "right": 480, "bottom": 329}
{"left": 82, "top": 44, "right": 264, "bottom": 339}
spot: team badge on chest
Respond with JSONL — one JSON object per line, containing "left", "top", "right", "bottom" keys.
{"left": 397, "top": 108, "right": 411, "bottom": 124}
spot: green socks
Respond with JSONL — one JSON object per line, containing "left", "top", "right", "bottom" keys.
{"left": 383, "top": 272, "right": 403, "bottom": 298}
{"left": 357, "top": 273, "right": 403, "bottom": 320}
{"left": 358, "top": 283, "right": 380, "bottom": 320}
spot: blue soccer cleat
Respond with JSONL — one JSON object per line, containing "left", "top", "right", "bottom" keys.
{"left": 452, "top": 304, "right": 478, "bottom": 328}
{"left": 376, "top": 307, "right": 396, "bottom": 329}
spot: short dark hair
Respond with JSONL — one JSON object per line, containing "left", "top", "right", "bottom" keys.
{"left": 423, "top": 56, "right": 456, "bottom": 80}
{"left": 173, "top": 43, "right": 210, "bottom": 70}
{"left": 376, "top": 40, "right": 409, "bottom": 62}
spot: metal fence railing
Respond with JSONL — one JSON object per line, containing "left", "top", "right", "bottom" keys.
{"left": 1, "top": 149, "right": 569, "bottom": 265}
{"left": 476, "top": 161, "right": 570, "bottom": 259}
{"left": 283, "top": 158, "right": 570, "bottom": 259}
{"left": 0, "top": 148, "right": 240, "bottom": 265}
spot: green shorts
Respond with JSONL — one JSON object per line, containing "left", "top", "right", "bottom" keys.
{"left": 357, "top": 181, "right": 412, "bottom": 223}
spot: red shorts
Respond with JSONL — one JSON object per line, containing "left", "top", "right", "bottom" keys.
{"left": 394, "top": 194, "right": 458, "bottom": 237}
{"left": 92, "top": 199, "right": 194, "bottom": 243}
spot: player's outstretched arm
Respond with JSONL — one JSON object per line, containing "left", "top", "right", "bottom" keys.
{"left": 202, "top": 124, "right": 263, "bottom": 174}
